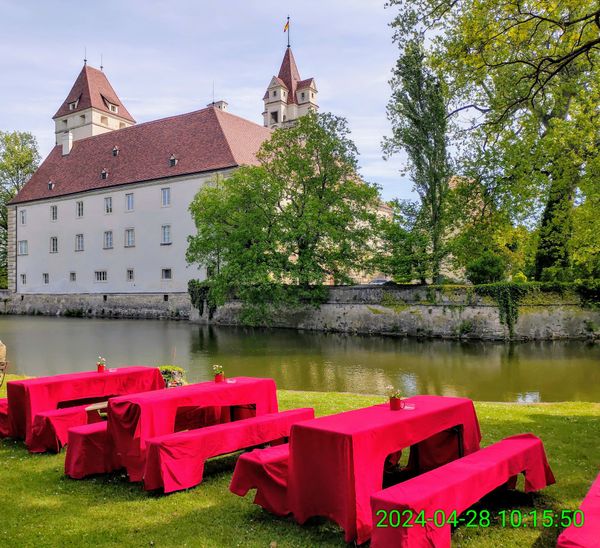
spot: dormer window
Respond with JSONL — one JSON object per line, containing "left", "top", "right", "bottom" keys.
{"left": 48, "top": 181, "right": 55, "bottom": 190}
{"left": 108, "top": 103, "right": 118, "bottom": 113}
{"left": 112, "top": 146, "right": 119, "bottom": 157}
{"left": 68, "top": 100, "right": 78, "bottom": 110}
{"left": 169, "top": 154, "right": 178, "bottom": 167}
{"left": 101, "top": 169, "right": 108, "bottom": 180}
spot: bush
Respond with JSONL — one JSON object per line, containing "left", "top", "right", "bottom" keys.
{"left": 466, "top": 251, "right": 507, "bottom": 285}
{"left": 159, "top": 365, "right": 187, "bottom": 388}
{"left": 512, "top": 272, "right": 527, "bottom": 283}
{"left": 540, "top": 266, "right": 574, "bottom": 283}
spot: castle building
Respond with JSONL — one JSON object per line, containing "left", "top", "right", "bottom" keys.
{"left": 7, "top": 48, "right": 317, "bottom": 295}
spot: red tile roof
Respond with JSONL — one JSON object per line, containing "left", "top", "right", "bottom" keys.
{"left": 11, "top": 107, "right": 271, "bottom": 204}
{"left": 264, "top": 48, "right": 315, "bottom": 105}
{"left": 53, "top": 64, "right": 136, "bottom": 123}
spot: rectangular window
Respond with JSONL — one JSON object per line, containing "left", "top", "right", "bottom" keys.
{"left": 43, "top": 273, "right": 49, "bottom": 284}
{"left": 75, "top": 234, "right": 84, "bottom": 252}
{"left": 70, "top": 272, "right": 76, "bottom": 282}
{"left": 103, "top": 230, "right": 113, "bottom": 249}
{"left": 17, "top": 240, "right": 28, "bottom": 255}
{"left": 95, "top": 270, "right": 108, "bottom": 282}
{"left": 126, "top": 268, "right": 134, "bottom": 281}
{"left": 161, "top": 224, "right": 172, "bottom": 245}
{"left": 104, "top": 196, "right": 113, "bottom": 213}
{"left": 76, "top": 200, "right": 84, "bottom": 218}
{"left": 161, "top": 268, "right": 172, "bottom": 280}
{"left": 161, "top": 187, "right": 171, "bottom": 207}
{"left": 19, "top": 210, "right": 26, "bottom": 225}
{"left": 49, "top": 236, "right": 58, "bottom": 253}
{"left": 20, "top": 273, "right": 26, "bottom": 285}
{"left": 125, "top": 193, "right": 134, "bottom": 211}
{"left": 124, "top": 228, "right": 135, "bottom": 247}
{"left": 50, "top": 205, "right": 58, "bottom": 221}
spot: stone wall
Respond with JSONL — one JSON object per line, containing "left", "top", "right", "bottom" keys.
{"left": 190, "top": 286, "right": 600, "bottom": 341}
{"left": 0, "top": 292, "right": 191, "bottom": 320}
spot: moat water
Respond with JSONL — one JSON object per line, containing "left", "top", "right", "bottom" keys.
{"left": 1, "top": 316, "right": 598, "bottom": 402}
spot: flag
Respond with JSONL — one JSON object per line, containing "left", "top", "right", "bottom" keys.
{"left": 284, "top": 19, "right": 289, "bottom": 32}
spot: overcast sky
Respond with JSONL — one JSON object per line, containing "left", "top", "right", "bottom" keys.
{"left": 0, "top": 0, "right": 412, "bottom": 201}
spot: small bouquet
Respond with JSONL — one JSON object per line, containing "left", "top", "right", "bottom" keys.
{"left": 386, "top": 385, "right": 404, "bottom": 410}
{"left": 212, "top": 364, "right": 225, "bottom": 383}
{"left": 97, "top": 356, "right": 106, "bottom": 373}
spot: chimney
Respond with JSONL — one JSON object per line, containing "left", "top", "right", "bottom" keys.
{"left": 208, "top": 100, "right": 228, "bottom": 112}
{"left": 62, "top": 131, "right": 73, "bottom": 155}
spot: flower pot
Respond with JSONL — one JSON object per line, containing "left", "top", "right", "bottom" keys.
{"left": 214, "top": 373, "right": 225, "bottom": 383}
{"left": 389, "top": 397, "right": 404, "bottom": 411}
{"left": 97, "top": 363, "right": 105, "bottom": 373}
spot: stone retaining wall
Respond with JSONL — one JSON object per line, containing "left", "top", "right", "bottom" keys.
{"left": 0, "top": 292, "right": 191, "bottom": 320}
{"left": 190, "top": 286, "right": 600, "bottom": 341}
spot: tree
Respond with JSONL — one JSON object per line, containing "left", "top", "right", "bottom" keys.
{"left": 387, "top": 0, "right": 600, "bottom": 280}
{"left": 0, "top": 131, "right": 40, "bottom": 287}
{"left": 375, "top": 199, "right": 429, "bottom": 283}
{"left": 383, "top": 37, "right": 451, "bottom": 283}
{"left": 187, "top": 112, "right": 381, "bottom": 323}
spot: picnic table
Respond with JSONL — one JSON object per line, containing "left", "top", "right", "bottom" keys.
{"left": 6, "top": 366, "right": 164, "bottom": 447}
{"left": 287, "top": 395, "right": 481, "bottom": 544}
{"left": 107, "top": 376, "right": 278, "bottom": 481}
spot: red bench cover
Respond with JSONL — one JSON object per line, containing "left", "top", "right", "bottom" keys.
{"left": 557, "top": 471, "right": 600, "bottom": 548}
{"left": 0, "top": 398, "right": 8, "bottom": 438}
{"left": 29, "top": 405, "right": 103, "bottom": 453}
{"left": 144, "top": 408, "right": 314, "bottom": 493}
{"left": 288, "top": 395, "right": 482, "bottom": 544}
{"left": 65, "top": 422, "right": 120, "bottom": 479}
{"left": 108, "top": 377, "right": 277, "bottom": 481}
{"left": 370, "top": 433, "right": 555, "bottom": 548}
{"left": 230, "top": 443, "right": 291, "bottom": 516}
{"left": 7, "top": 366, "right": 164, "bottom": 447}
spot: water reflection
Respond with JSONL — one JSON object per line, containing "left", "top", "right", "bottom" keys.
{"left": 1, "top": 316, "right": 598, "bottom": 402}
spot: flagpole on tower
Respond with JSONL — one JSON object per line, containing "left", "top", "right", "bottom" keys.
{"left": 286, "top": 16, "right": 290, "bottom": 48}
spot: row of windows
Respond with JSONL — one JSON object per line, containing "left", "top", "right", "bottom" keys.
{"left": 18, "top": 188, "right": 171, "bottom": 225}
{"left": 19, "top": 268, "right": 173, "bottom": 285}
{"left": 17, "top": 226, "right": 172, "bottom": 255}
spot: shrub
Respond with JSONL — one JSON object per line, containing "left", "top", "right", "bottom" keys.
{"left": 466, "top": 251, "right": 507, "bottom": 285}
{"left": 512, "top": 272, "right": 527, "bottom": 283}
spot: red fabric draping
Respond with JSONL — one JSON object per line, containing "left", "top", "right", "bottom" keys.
{"left": 287, "top": 396, "right": 482, "bottom": 544}
{"left": 108, "top": 377, "right": 278, "bottom": 482}
{"left": 0, "top": 398, "right": 9, "bottom": 438}
{"left": 7, "top": 366, "right": 164, "bottom": 447}
{"left": 64, "top": 422, "right": 121, "bottom": 479}
{"left": 144, "top": 408, "right": 313, "bottom": 493}
{"left": 230, "top": 444, "right": 291, "bottom": 516}
{"left": 29, "top": 405, "right": 103, "bottom": 453}
{"left": 370, "top": 433, "right": 555, "bottom": 548}
{"left": 557, "top": 471, "right": 600, "bottom": 548}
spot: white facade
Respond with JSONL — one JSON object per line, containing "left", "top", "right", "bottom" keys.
{"left": 54, "top": 107, "right": 134, "bottom": 144}
{"left": 13, "top": 171, "right": 233, "bottom": 294}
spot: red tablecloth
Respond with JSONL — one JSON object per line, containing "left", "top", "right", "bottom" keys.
{"left": 287, "top": 395, "right": 481, "bottom": 544}
{"left": 0, "top": 398, "right": 9, "bottom": 437}
{"left": 371, "top": 433, "right": 555, "bottom": 548}
{"left": 7, "top": 366, "right": 164, "bottom": 447}
{"left": 108, "top": 377, "right": 278, "bottom": 481}
{"left": 557, "top": 471, "right": 600, "bottom": 548}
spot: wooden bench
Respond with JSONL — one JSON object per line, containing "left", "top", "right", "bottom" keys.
{"left": 29, "top": 404, "right": 104, "bottom": 453}
{"left": 0, "top": 398, "right": 9, "bottom": 438}
{"left": 65, "top": 421, "right": 120, "bottom": 479}
{"left": 143, "top": 408, "right": 314, "bottom": 493}
{"left": 557, "top": 471, "right": 600, "bottom": 548}
{"left": 230, "top": 443, "right": 291, "bottom": 516}
{"left": 370, "top": 434, "right": 555, "bottom": 548}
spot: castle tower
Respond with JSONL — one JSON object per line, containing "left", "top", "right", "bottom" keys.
{"left": 263, "top": 48, "right": 318, "bottom": 129}
{"left": 53, "top": 64, "right": 135, "bottom": 146}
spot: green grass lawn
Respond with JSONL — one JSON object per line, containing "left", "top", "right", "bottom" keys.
{"left": 1, "top": 374, "right": 598, "bottom": 547}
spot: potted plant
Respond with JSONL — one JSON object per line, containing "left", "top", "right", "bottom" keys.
{"left": 212, "top": 364, "right": 225, "bottom": 383}
{"left": 97, "top": 356, "right": 106, "bottom": 373}
{"left": 386, "top": 385, "right": 404, "bottom": 411}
